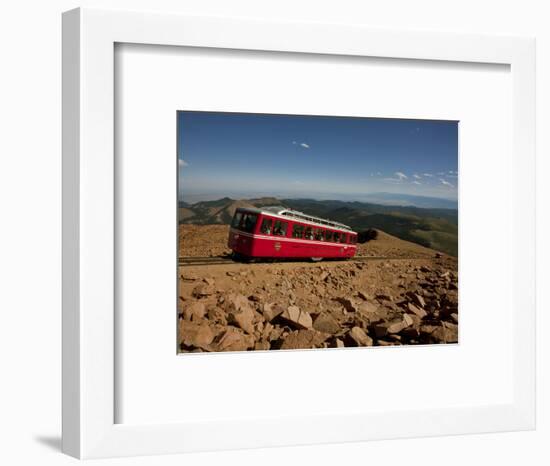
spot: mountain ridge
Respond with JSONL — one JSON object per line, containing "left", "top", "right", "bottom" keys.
{"left": 178, "top": 197, "right": 458, "bottom": 256}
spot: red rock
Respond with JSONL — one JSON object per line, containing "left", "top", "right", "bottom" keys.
{"left": 374, "top": 315, "right": 413, "bottom": 337}
{"left": 227, "top": 294, "right": 255, "bottom": 334}
{"left": 215, "top": 327, "right": 255, "bottom": 352}
{"left": 192, "top": 283, "right": 215, "bottom": 298}
{"left": 280, "top": 306, "right": 313, "bottom": 329}
{"left": 262, "top": 303, "right": 285, "bottom": 322}
{"left": 405, "top": 302, "right": 427, "bottom": 319}
{"left": 313, "top": 313, "right": 340, "bottom": 334}
{"left": 347, "top": 327, "right": 373, "bottom": 346}
{"left": 182, "top": 301, "right": 206, "bottom": 321}
{"left": 207, "top": 307, "right": 227, "bottom": 325}
{"left": 431, "top": 322, "right": 458, "bottom": 343}
{"left": 280, "top": 329, "right": 329, "bottom": 349}
{"left": 179, "top": 321, "right": 215, "bottom": 349}
{"left": 406, "top": 291, "right": 426, "bottom": 308}
{"left": 254, "top": 340, "right": 270, "bottom": 351}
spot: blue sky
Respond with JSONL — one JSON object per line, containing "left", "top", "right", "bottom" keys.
{"left": 178, "top": 111, "right": 458, "bottom": 203}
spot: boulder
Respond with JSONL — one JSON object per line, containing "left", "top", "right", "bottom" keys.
{"left": 373, "top": 315, "right": 413, "bottom": 338}
{"left": 261, "top": 322, "right": 274, "bottom": 340}
{"left": 358, "top": 301, "right": 380, "bottom": 314}
{"left": 405, "top": 302, "right": 427, "bottom": 319}
{"left": 431, "top": 322, "right": 459, "bottom": 343}
{"left": 347, "top": 326, "right": 373, "bottom": 346}
{"left": 182, "top": 301, "right": 206, "bottom": 321}
{"left": 227, "top": 294, "right": 255, "bottom": 334}
{"left": 254, "top": 340, "right": 271, "bottom": 351}
{"left": 179, "top": 321, "right": 215, "bottom": 350}
{"left": 262, "top": 303, "right": 285, "bottom": 322}
{"left": 228, "top": 307, "right": 255, "bottom": 334}
{"left": 313, "top": 313, "right": 341, "bottom": 334}
{"left": 215, "top": 327, "right": 255, "bottom": 352}
{"left": 192, "top": 283, "right": 215, "bottom": 298}
{"left": 406, "top": 291, "right": 426, "bottom": 308}
{"left": 207, "top": 307, "right": 227, "bottom": 326}
{"left": 280, "top": 329, "right": 329, "bottom": 349}
{"left": 280, "top": 306, "right": 313, "bottom": 329}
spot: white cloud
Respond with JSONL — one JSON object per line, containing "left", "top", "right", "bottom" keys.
{"left": 300, "top": 142, "right": 310, "bottom": 149}
{"left": 384, "top": 172, "right": 408, "bottom": 183}
{"left": 412, "top": 180, "right": 422, "bottom": 185}
{"left": 179, "top": 159, "right": 189, "bottom": 167}
{"left": 423, "top": 173, "right": 433, "bottom": 177}
{"left": 440, "top": 178, "right": 454, "bottom": 188}
{"left": 413, "top": 173, "right": 421, "bottom": 179}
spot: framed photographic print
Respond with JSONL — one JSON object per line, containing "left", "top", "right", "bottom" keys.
{"left": 62, "top": 8, "right": 535, "bottom": 459}
{"left": 177, "top": 111, "right": 459, "bottom": 353}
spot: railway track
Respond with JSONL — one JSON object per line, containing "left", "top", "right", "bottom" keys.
{"left": 178, "top": 255, "right": 423, "bottom": 267}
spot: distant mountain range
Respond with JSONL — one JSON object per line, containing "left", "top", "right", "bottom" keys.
{"left": 356, "top": 192, "right": 458, "bottom": 209}
{"left": 179, "top": 196, "right": 458, "bottom": 256}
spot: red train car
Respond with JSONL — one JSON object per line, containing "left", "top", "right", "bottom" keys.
{"left": 228, "top": 206, "right": 357, "bottom": 261}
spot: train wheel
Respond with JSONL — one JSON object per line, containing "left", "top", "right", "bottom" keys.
{"left": 310, "top": 257, "right": 323, "bottom": 262}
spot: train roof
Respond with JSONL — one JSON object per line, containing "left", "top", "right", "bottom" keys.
{"left": 235, "top": 206, "right": 355, "bottom": 232}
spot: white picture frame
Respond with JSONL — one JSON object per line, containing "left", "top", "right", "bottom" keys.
{"left": 62, "top": 8, "right": 535, "bottom": 459}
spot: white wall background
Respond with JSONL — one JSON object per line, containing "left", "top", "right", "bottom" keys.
{"left": 0, "top": 1, "right": 547, "bottom": 465}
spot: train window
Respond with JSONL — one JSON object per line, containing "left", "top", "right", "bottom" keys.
{"left": 314, "top": 228, "right": 324, "bottom": 241}
{"left": 231, "top": 212, "right": 242, "bottom": 229}
{"left": 260, "top": 218, "right": 273, "bottom": 235}
{"left": 292, "top": 224, "right": 304, "bottom": 238}
{"left": 239, "top": 213, "right": 258, "bottom": 233}
{"left": 304, "top": 227, "right": 313, "bottom": 240}
{"left": 273, "top": 220, "right": 287, "bottom": 236}
{"left": 333, "top": 232, "right": 340, "bottom": 242}
{"left": 340, "top": 233, "right": 347, "bottom": 243}
{"left": 325, "top": 231, "right": 333, "bottom": 242}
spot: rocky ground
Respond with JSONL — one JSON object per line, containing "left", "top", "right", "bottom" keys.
{"left": 178, "top": 225, "right": 458, "bottom": 353}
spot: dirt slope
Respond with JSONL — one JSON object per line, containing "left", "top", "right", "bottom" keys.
{"left": 178, "top": 225, "right": 458, "bottom": 353}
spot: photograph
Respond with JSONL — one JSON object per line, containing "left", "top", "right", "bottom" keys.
{"left": 177, "top": 111, "right": 459, "bottom": 353}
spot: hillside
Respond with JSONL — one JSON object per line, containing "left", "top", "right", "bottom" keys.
{"left": 178, "top": 197, "right": 458, "bottom": 256}
{"left": 179, "top": 225, "right": 443, "bottom": 259}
